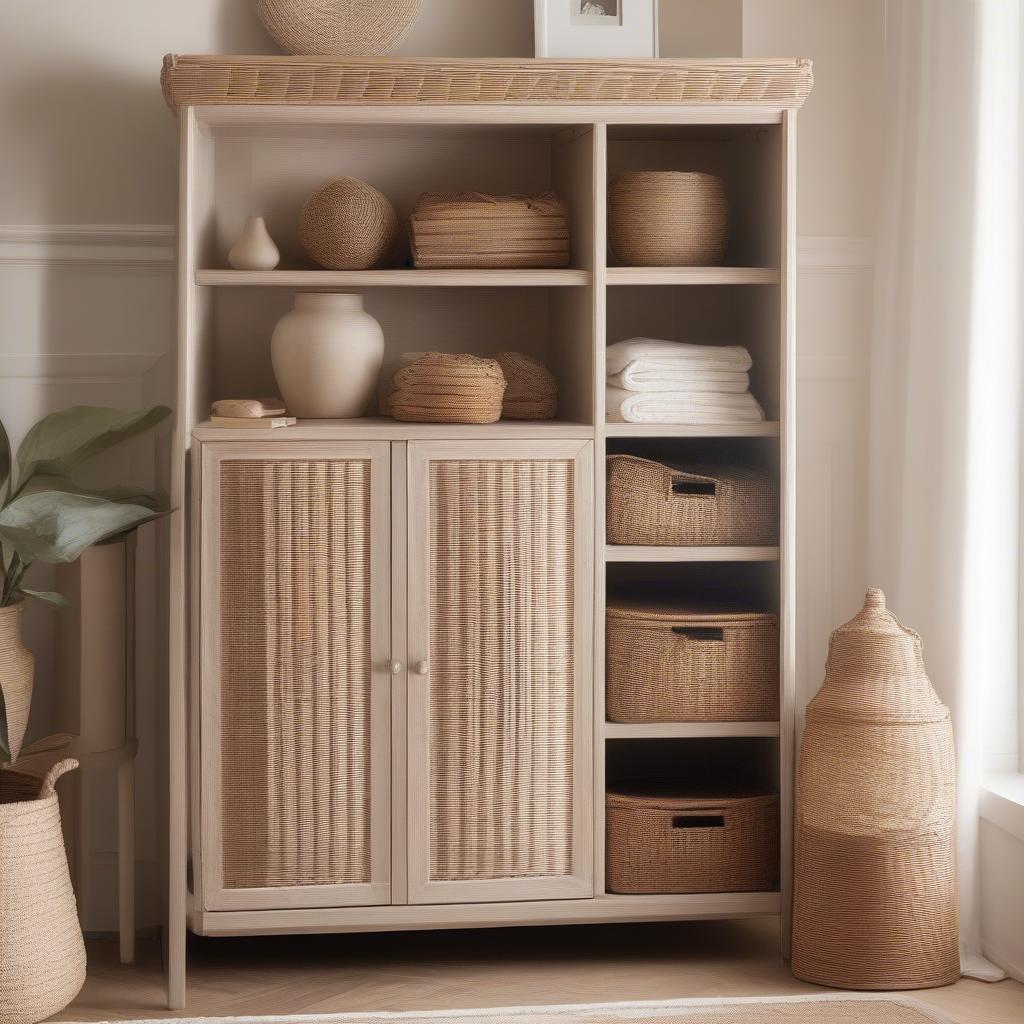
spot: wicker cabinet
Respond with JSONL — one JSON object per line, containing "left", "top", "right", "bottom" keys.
{"left": 197, "top": 439, "right": 593, "bottom": 912}
{"left": 406, "top": 441, "right": 594, "bottom": 904}
{"left": 167, "top": 56, "right": 809, "bottom": 1006}
{"left": 198, "top": 442, "right": 393, "bottom": 911}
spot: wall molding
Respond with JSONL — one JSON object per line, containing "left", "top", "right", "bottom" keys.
{"left": 0, "top": 224, "right": 175, "bottom": 269}
{"left": 0, "top": 224, "right": 872, "bottom": 273}
{"left": 797, "top": 235, "right": 875, "bottom": 270}
{"left": 0, "top": 352, "right": 165, "bottom": 383}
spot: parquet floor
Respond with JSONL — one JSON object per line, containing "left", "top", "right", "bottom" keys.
{"left": 55, "top": 919, "right": 1024, "bottom": 1023}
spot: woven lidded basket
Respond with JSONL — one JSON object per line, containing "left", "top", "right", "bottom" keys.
{"left": 496, "top": 351, "right": 557, "bottom": 420}
{"left": 606, "top": 455, "right": 778, "bottom": 547}
{"left": 386, "top": 352, "right": 506, "bottom": 424}
{"left": 252, "top": 0, "right": 419, "bottom": 56}
{"left": 0, "top": 760, "right": 86, "bottom": 1024}
{"left": 792, "top": 589, "right": 959, "bottom": 990}
{"left": 409, "top": 192, "right": 570, "bottom": 269}
{"left": 606, "top": 601, "right": 779, "bottom": 723}
{"left": 609, "top": 172, "right": 729, "bottom": 267}
{"left": 607, "top": 785, "right": 778, "bottom": 894}
{"left": 300, "top": 177, "right": 399, "bottom": 270}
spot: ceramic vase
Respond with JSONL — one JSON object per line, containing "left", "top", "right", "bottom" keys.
{"left": 271, "top": 293, "right": 385, "bottom": 418}
{"left": 0, "top": 760, "right": 86, "bottom": 1024}
{"left": 228, "top": 215, "right": 280, "bottom": 271}
{"left": 0, "top": 604, "right": 33, "bottom": 765}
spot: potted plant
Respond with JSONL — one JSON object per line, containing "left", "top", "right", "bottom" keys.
{"left": 0, "top": 404, "right": 170, "bottom": 1024}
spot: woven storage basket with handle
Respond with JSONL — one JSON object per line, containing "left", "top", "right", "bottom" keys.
{"left": 606, "top": 601, "right": 779, "bottom": 723}
{"left": 386, "top": 352, "right": 506, "bottom": 424}
{"left": 410, "top": 192, "right": 570, "bottom": 269}
{"left": 252, "top": 0, "right": 419, "bottom": 56}
{"left": 606, "top": 785, "right": 779, "bottom": 894}
{"left": 300, "top": 177, "right": 399, "bottom": 270}
{"left": 609, "top": 171, "right": 729, "bottom": 267}
{"left": 496, "top": 351, "right": 557, "bottom": 420}
{"left": 606, "top": 455, "right": 778, "bottom": 546}
{"left": 792, "top": 589, "right": 959, "bottom": 990}
{"left": 0, "top": 760, "right": 86, "bottom": 1024}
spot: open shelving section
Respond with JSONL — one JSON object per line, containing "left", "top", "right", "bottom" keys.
{"left": 165, "top": 55, "right": 807, "bottom": 1007}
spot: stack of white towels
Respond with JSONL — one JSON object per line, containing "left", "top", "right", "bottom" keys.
{"left": 606, "top": 338, "right": 766, "bottom": 425}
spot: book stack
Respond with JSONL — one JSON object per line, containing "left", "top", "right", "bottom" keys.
{"left": 210, "top": 397, "right": 296, "bottom": 429}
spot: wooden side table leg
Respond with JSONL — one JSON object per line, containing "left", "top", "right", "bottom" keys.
{"left": 118, "top": 754, "right": 136, "bottom": 965}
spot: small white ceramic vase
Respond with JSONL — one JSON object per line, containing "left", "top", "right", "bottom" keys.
{"left": 228, "top": 215, "right": 280, "bottom": 270}
{"left": 271, "top": 293, "right": 385, "bottom": 418}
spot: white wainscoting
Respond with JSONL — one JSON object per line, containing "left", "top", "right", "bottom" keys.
{"left": 0, "top": 224, "right": 873, "bottom": 931}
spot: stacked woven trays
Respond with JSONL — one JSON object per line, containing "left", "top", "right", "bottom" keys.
{"left": 385, "top": 352, "right": 506, "bottom": 424}
{"left": 409, "top": 192, "right": 570, "bottom": 269}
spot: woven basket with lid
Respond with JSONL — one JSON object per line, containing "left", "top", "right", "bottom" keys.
{"left": 792, "top": 589, "right": 959, "bottom": 990}
{"left": 385, "top": 352, "right": 506, "bottom": 424}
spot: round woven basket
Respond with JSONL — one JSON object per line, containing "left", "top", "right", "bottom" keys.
{"left": 791, "top": 589, "right": 960, "bottom": 990}
{"left": 0, "top": 760, "right": 86, "bottom": 1024}
{"left": 252, "top": 0, "right": 420, "bottom": 56}
{"left": 300, "top": 177, "right": 399, "bottom": 271}
{"left": 609, "top": 171, "right": 729, "bottom": 267}
{"left": 496, "top": 351, "right": 557, "bottom": 420}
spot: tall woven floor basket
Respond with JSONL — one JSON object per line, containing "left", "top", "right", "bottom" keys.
{"left": 791, "top": 590, "right": 959, "bottom": 990}
{"left": 0, "top": 759, "right": 86, "bottom": 1024}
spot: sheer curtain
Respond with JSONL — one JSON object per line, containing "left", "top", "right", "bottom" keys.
{"left": 867, "top": 0, "right": 1021, "bottom": 979}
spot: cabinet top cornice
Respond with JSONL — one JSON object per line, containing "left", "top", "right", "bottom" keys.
{"left": 161, "top": 55, "right": 813, "bottom": 113}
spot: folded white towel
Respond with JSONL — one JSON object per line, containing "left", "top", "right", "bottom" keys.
{"left": 606, "top": 385, "right": 766, "bottom": 424}
{"left": 606, "top": 338, "right": 753, "bottom": 376}
{"left": 608, "top": 367, "right": 750, "bottom": 393}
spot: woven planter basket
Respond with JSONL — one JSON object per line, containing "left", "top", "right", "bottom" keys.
{"left": 386, "top": 352, "right": 506, "bottom": 424}
{"left": 606, "top": 455, "right": 778, "bottom": 547}
{"left": 606, "top": 601, "right": 779, "bottom": 723}
{"left": 409, "top": 192, "right": 570, "bottom": 269}
{"left": 0, "top": 760, "right": 85, "bottom": 1024}
{"left": 252, "top": 0, "right": 419, "bottom": 56}
{"left": 300, "top": 177, "right": 399, "bottom": 270}
{"left": 496, "top": 351, "right": 557, "bottom": 420}
{"left": 609, "top": 172, "right": 729, "bottom": 267}
{"left": 607, "top": 785, "right": 778, "bottom": 894}
{"left": 792, "top": 589, "right": 960, "bottom": 991}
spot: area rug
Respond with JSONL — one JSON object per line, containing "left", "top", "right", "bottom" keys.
{"left": 82, "top": 994, "right": 959, "bottom": 1024}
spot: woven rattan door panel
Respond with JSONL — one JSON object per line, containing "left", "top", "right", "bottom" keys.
{"left": 199, "top": 442, "right": 391, "bottom": 911}
{"left": 406, "top": 441, "right": 594, "bottom": 904}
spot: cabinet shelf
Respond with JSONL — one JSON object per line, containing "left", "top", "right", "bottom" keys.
{"left": 193, "top": 418, "right": 595, "bottom": 443}
{"left": 604, "top": 721, "right": 781, "bottom": 740}
{"left": 606, "top": 267, "right": 780, "bottom": 286}
{"left": 196, "top": 268, "right": 591, "bottom": 288}
{"left": 605, "top": 545, "right": 781, "bottom": 563}
{"left": 604, "top": 422, "right": 781, "bottom": 438}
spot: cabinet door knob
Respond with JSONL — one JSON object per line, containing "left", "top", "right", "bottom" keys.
{"left": 413, "top": 660, "right": 429, "bottom": 676}
{"left": 390, "top": 660, "right": 403, "bottom": 676}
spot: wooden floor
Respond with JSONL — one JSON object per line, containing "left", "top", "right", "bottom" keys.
{"left": 57, "top": 920, "right": 1024, "bottom": 1023}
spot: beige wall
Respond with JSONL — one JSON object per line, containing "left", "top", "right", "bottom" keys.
{"left": 0, "top": 0, "right": 882, "bottom": 932}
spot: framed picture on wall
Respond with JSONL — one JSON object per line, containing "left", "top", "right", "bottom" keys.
{"left": 534, "top": 0, "right": 659, "bottom": 58}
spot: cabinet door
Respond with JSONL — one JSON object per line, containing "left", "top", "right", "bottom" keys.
{"left": 198, "top": 442, "right": 391, "bottom": 911}
{"left": 406, "top": 440, "right": 594, "bottom": 904}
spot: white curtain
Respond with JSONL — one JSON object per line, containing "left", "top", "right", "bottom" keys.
{"left": 868, "top": 0, "right": 1021, "bottom": 979}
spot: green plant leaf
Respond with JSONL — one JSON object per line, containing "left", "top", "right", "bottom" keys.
{"left": 20, "top": 588, "right": 70, "bottom": 608}
{"left": 0, "top": 491, "right": 165, "bottom": 564}
{"left": 0, "top": 416, "right": 10, "bottom": 497}
{"left": 16, "top": 405, "right": 171, "bottom": 484}
{"left": 23, "top": 473, "right": 168, "bottom": 511}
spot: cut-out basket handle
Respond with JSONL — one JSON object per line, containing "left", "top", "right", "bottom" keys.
{"left": 41, "top": 758, "right": 79, "bottom": 797}
{"left": 671, "top": 626, "right": 725, "bottom": 643}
